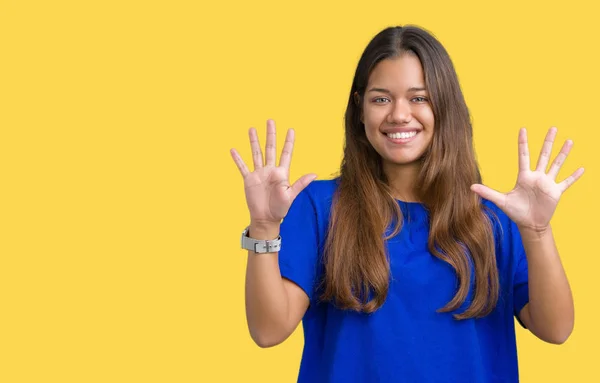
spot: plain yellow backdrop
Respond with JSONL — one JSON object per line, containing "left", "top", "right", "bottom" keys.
{"left": 0, "top": 0, "right": 598, "bottom": 382}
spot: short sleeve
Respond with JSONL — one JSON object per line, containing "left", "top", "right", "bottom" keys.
{"left": 508, "top": 219, "right": 530, "bottom": 328}
{"left": 278, "top": 185, "right": 322, "bottom": 302}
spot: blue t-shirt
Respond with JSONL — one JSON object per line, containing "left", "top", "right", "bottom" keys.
{"left": 278, "top": 178, "right": 529, "bottom": 383}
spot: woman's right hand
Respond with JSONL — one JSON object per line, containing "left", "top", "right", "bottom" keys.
{"left": 230, "top": 119, "right": 317, "bottom": 228}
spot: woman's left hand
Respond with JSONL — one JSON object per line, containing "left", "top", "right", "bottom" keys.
{"left": 470, "top": 127, "right": 584, "bottom": 233}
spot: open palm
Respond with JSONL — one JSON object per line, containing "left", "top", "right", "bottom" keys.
{"left": 230, "top": 119, "right": 317, "bottom": 225}
{"left": 471, "top": 127, "right": 584, "bottom": 232}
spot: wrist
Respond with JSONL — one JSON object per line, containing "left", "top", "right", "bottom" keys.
{"left": 248, "top": 221, "right": 281, "bottom": 240}
{"left": 518, "top": 224, "right": 552, "bottom": 242}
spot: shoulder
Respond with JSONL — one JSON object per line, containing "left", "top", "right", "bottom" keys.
{"left": 281, "top": 178, "right": 339, "bottom": 241}
{"left": 480, "top": 198, "right": 512, "bottom": 235}
{"left": 304, "top": 177, "right": 339, "bottom": 197}
{"left": 298, "top": 177, "right": 339, "bottom": 211}
{"left": 283, "top": 177, "right": 339, "bottom": 228}
{"left": 479, "top": 199, "right": 525, "bottom": 264}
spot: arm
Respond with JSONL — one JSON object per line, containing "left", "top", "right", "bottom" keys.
{"left": 518, "top": 225, "right": 574, "bottom": 344}
{"left": 245, "top": 223, "right": 309, "bottom": 348}
{"left": 230, "top": 119, "right": 317, "bottom": 348}
{"left": 471, "top": 127, "right": 584, "bottom": 345}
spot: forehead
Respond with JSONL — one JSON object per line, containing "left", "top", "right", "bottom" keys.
{"left": 367, "top": 54, "right": 426, "bottom": 90}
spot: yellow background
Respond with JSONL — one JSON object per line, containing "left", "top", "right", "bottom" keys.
{"left": 1, "top": 0, "right": 598, "bottom": 382}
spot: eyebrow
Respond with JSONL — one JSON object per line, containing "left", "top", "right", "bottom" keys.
{"left": 367, "top": 87, "right": 427, "bottom": 93}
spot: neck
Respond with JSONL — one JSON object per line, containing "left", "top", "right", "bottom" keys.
{"left": 383, "top": 162, "right": 421, "bottom": 202}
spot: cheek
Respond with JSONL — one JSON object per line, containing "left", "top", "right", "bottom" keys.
{"left": 417, "top": 107, "right": 435, "bottom": 127}
{"left": 362, "top": 119, "right": 382, "bottom": 147}
{"left": 364, "top": 121, "right": 382, "bottom": 143}
{"left": 364, "top": 124, "right": 378, "bottom": 144}
{"left": 363, "top": 107, "right": 387, "bottom": 128}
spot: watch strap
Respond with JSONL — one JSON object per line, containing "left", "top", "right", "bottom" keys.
{"left": 241, "top": 226, "right": 282, "bottom": 253}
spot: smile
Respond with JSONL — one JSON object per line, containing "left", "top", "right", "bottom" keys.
{"left": 384, "top": 130, "right": 420, "bottom": 143}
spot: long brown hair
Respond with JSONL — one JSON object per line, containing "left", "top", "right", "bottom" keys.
{"left": 322, "top": 25, "right": 499, "bottom": 319}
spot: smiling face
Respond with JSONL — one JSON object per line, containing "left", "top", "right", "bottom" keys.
{"left": 361, "top": 54, "right": 435, "bottom": 174}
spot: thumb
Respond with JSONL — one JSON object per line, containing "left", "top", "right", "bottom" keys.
{"left": 290, "top": 174, "right": 318, "bottom": 199}
{"left": 470, "top": 184, "right": 506, "bottom": 207}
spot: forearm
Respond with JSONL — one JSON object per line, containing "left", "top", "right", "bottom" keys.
{"left": 245, "top": 223, "right": 290, "bottom": 347}
{"left": 520, "top": 225, "right": 574, "bottom": 343}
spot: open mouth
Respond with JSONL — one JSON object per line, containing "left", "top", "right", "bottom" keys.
{"left": 383, "top": 130, "right": 420, "bottom": 143}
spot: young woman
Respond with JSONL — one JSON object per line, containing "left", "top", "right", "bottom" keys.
{"left": 230, "top": 25, "right": 584, "bottom": 382}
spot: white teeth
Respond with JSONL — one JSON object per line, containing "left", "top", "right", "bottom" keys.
{"left": 387, "top": 131, "right": 418, "bottom": 139}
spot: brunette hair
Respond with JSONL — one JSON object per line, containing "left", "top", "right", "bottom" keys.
{"left": 322, "top": 25, "right": 498, "bottom": 319}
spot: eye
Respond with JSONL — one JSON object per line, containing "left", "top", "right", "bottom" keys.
{"left": 373, "top": 97, "right": 390, "bottom": 104}
{"left": 412, "top": 96, "right": 429, "bottom": 103}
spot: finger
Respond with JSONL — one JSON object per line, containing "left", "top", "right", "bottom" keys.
{"left": 470, "top": 184, "right": 507, "bottom": 208}
{"left": 558, "top": 167, "right": 585, "bottom": 193}
{"left": 518, "top": 128, "right": 530, "bottom": 171}
{"left": 249, "top": 127, "right": 263, "bottom": 170}
{"left": 265, "top": 119, "right": 277, "bottom": 167}
{"left": 289, "top": 174, "right": 318, "bottom": 200}
{"left": 230, "top": 148, "right": 250, "bottom": 177}
{"left": 279, "top": 129, "right": 295, "bottom": 169}
{"left": 535, "top": 127, "right": 557, "bottom": 172}
{"left": 547, "top": 140, "right": 573, "bottom": 180}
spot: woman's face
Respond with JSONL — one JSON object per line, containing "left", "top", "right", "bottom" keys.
{"left": 361, "top": 54, "right": 435, "bottom": 171}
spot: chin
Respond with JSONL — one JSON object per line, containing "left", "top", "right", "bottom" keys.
{"left": 385, "top": 157, "right": 422, "bottom": 167}
{"left": 384, "top": 150, "right": 425, "bottom": 165}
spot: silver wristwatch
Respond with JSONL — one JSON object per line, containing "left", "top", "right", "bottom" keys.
{"left": 241, "top": 226, "right": 282, "bottom": 253}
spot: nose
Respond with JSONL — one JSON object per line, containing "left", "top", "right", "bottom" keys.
{"left": 387, "top": 99, "right": 412, "bottom": 124}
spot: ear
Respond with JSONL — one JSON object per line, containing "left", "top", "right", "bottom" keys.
{"left": 353, "top": 92, "right": 364, "bottom": 123}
